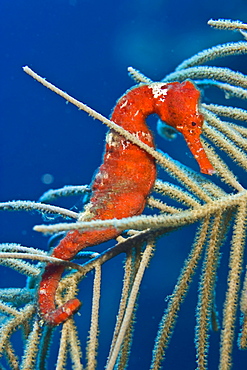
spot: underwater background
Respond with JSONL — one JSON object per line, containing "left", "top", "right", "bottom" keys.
{"left": 1, "top": 0, "right": 247, "bottom": 368}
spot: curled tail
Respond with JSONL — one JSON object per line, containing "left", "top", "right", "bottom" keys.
{"left": 38, "top": 263, "right": 81, "bottom": 326}
{"left": 38, "top": 228, "right": 122, "bottom": 326}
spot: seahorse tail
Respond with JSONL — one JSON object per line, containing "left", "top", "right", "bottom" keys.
{"left": 42, "top": 298, "right": 82, "bottom": 326}
{"left": 38, "top": 263, "right": 81, "bottom": 326}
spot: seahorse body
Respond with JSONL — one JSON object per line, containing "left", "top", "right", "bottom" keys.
{"left": 38, "top": 80, "right": 214, "bottom": 326}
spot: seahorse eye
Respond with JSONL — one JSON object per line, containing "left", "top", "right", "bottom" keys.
{"left": 191, "top": 121, "right": 197, "bottom": 126}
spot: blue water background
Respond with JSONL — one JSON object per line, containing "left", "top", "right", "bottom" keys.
{"left": 1, "top": 0, "right": 247, "bottom": 368}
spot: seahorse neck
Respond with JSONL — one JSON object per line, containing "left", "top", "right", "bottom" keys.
{"left": 110, "top": 84, "right": 163, "bottom": 134}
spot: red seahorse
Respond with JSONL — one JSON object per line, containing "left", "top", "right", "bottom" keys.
{"left": 38, "top": 80, "right": 214, "bottom": 326}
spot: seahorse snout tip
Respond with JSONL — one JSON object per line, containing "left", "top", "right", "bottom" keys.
{"left": 200, "top": 164, "right": 216, "bottom": 176}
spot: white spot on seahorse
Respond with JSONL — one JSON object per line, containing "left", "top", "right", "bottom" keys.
{"left": 106, "top": 131, "right": 130, "bottom": 150}
{"left": 134, "top": 131, "right": 153, "bottom": 143}
{"left": 106, "top": 132, "right": 119, "bottom": 147}
{"left": 120, "top": 100, "right": 128, "bottom": 109}
{"left": 149, "top": 83, "right": 168, "bottom": 101}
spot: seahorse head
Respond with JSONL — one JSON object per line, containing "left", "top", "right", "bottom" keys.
{"left": 153, "top": 80, "right": 204, "bottom": 140}
{"left": 151, "top": 80, "right": 214, "bottom": 175}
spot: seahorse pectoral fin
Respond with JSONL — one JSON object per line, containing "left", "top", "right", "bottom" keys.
{"left": 157, "top": 119, "right": 178, "bottom": 141}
